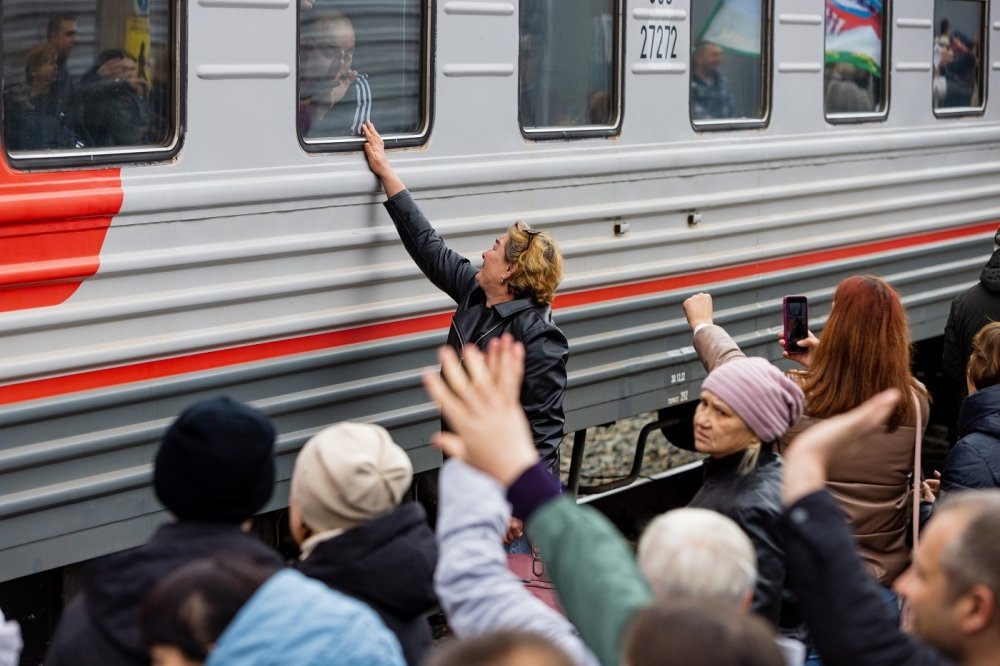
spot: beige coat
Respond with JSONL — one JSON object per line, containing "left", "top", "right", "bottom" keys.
{"left": 693, "top": 324, "right": 929, "bottom": 585}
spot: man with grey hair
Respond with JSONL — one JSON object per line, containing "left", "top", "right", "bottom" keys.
{"left": 637, "top": 507, "right": 756, "bottom": 608}
{"left": 780, "top": 389, "right": 1000, "bottom": 665}
{"left": 637, "top": 508, "right": 804, "bottom": 664}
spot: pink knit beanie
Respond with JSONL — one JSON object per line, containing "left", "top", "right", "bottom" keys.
{"left": 701, "top": 358, "right": 804, "bottom": 442}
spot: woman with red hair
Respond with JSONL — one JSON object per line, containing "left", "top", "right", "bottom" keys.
{"left": 685, "top": 275, "right": 929, "bottom": 593}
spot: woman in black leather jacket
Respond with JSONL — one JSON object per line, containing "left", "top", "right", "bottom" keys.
{"left": 361, "top": 122, "right": 568, "bottom": 484}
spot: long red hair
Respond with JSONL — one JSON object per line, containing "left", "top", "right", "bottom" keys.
{"left": 799, "top": 275, "right": 927, "bottom": 430}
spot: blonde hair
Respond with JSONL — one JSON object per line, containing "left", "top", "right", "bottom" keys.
{"left": 503, "top": 221, "right": 563, "bottom": 304}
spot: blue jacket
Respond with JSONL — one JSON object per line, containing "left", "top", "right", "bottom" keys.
{"left": 207, "top": 569, "right": 405, "bottom": 666}
{"left": 942, "top": 384, "right": 1000, "bottom": 492}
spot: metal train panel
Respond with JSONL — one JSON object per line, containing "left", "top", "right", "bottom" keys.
{"left": 1, "top": 0, "right": 999, "bottom": 581}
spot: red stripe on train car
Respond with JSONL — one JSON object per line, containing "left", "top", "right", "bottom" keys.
{"left": 0, "top": 155, "right": 123, "bottom": 313}
{"left": 0, "top": 221, "right": 994, "bottom": 405}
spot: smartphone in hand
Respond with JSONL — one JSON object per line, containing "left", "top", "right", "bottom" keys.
{"left": 783, "top": 295, "right": 809, "bottom": 354}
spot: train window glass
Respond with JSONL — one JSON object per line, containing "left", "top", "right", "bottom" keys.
{"left": 824, "top": 1, "right": 888, "bottom": 118}
{"left": 298, "top": 1, "right": 428, "bottom": 147}
{"left": 2, "top": 1, "right": 177, "bottom": 161}
{"left": 690, "top": 0, "right": 767, "bottom": 126}
{"left": 519, "top": 0, "right": 621, "bottom": 137}
{"left": 933, "top": 0, "right": 986, "bottom": 113}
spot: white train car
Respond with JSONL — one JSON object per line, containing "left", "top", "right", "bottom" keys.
{"left": 0, "top": 0, "right": 997, "bottom": 582}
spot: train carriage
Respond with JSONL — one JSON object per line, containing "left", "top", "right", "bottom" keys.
{"left": 0, "top": 0, "right": 998, "bottom": 586}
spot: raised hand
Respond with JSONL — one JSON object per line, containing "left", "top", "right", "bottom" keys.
{"left": 780, "top": 330, "right": 820, "bottom": 367}
{"left": 361, "top": 122, "right": 405, "bottom": 197}
{"left": 422, "top": 334, "right": 540, "bottom": 487}
{"left": 683, "top": 292, "right": 714, "bottom": 330}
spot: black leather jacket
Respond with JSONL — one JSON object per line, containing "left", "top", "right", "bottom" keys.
{"left": 384, "top": 190, "right": 568, "bottom": 470}
{"left": 688, "top": 445, "right": 788, "bottom": 629}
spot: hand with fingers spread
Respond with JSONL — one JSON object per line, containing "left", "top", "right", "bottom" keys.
{"left": 361, "top": 121, "right": 406, "bottom": 197}
{"left": 782, "top": 389, "right": 901, "bottom": 506}
{"left": 779, "top": 330, "right": 819, "bottom": 367}
{"left": 422, "top": 334, "right": 540, "bottom": 487}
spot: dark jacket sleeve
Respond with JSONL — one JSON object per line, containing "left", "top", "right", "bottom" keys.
{"left": 941, "top": 437, "right": 999, "bottom": 492}
{"left": 383, "top": 190, "right": 479, "bottom": 304}
{"left": 521, "top": 324, "right": 569, "bottom": 466}
{"left": 736, "top": 504, "right": 785, "bottom": 627}
{"left": 942, "top": 296, "right": 966, "bottom": 385}
{"left": 779, "top": 491, "right": 952, "bottom": 666}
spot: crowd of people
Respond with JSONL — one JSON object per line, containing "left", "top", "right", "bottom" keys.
{"left": 1, "top": 122, "right": 999, "bottom": 666}
{"left": 2, "top": 13, "right": 167, "bottom": 151}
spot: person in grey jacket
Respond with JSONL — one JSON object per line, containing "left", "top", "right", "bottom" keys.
{"left": 435, "top": 459, "right": 600, "bottom": 666}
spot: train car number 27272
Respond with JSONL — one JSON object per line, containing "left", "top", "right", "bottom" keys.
{"left": 639, "top": 24, "right": 678, "bottom": 60}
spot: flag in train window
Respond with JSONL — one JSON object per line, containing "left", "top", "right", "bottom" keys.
{"left": 824, "top": 0, "right": 889, "bottom": 118}
{"left": 298, "top": 0, "right": 429, "bottom": 147}
{"left": 519, "top": 0, "right": 622, "bottom": 137}
{"left": 932, "top": 0, "right": 987, "bottom": 113}
{"left": 1, "top": 0, "right": 178, "bottom": 159}
{"left": 690, "top": 0, "right": 769, "bottom": 126}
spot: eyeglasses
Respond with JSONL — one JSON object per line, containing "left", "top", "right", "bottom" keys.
{"left": 525, "top": 229, "right": 541, "bottom": 249}
{"left": 313, "top": 45, "right": 355, "bottom": 61}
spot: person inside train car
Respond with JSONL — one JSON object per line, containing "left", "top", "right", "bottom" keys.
{"left": 288, "top": 422, "right": 437, "bottom": 666}
{"left": 45, "top": 13, "right": 78, "bottom": 110}
{"left": 943, "top": 228, "right": 1000, "bottom": 436}
{"left": 422, "top": 335, "right": 804, "bottom": 666}
{"left": 685, "top": 280, "right": 929, "bottom": 606}
{"left": 298, "top": 7, "right": 372, "bottom": 138}
{"left": 140, "top": 554, "right": 405, "bottom": 666}
{"left": 75, "top": 49, "right": 151, "bottom": 147}
{"left": 361, "top": 121, "right": 568, "bottom": 543}
{"left": 3, "top": 43, "right": 81, "bottom": 150}
{"left": 690, "top": 40, "right": 735, "bottom": 120}
{"left": 434, "top": 458, "right": 601, "bottom": 666}
{"left": 824, "top": 62, "right": 875, "bottom": 114}
{"left": 778, "top": 388, "right": 1000, "bottom": 666}
{"left": 45, "top": 397, "right": 284, "bottom": 666}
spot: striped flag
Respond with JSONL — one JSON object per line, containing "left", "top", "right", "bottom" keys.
{"left": 699, "top": 0, "right": 761, "bottom": 56}
{"left": 825, "top": 0, "right": 884, "bottom": 76}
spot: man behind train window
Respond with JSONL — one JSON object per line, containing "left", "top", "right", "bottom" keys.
{"left": 691, "top": 40, "right": 735, "bottom": 120}
{"left": 46, "top": 13, "right": 78, "bottom": 110}
{"left": 299, "top": 8, "right": 372, "bottom": 138}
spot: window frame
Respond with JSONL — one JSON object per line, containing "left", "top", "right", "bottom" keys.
{"left": 518, "top": 0, "right": 625, "bottom": 141}
{"left": 688, "top": 0, "right": 773, "bottom": 132}
{"left": 932, "top": 0, "right": 989, "bottom": 118}
{"left": 824, "top": 0, "right": 892, "bottom": 124}
{"left": 296, "top": 0, "right": 434, "bottom": 153}
{"left": 1, "top": 0, "right": 186, "bottom": 171}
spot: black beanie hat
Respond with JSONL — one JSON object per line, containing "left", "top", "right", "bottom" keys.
{"left": 154, "top": 396, "right": 276, "bottom": 523}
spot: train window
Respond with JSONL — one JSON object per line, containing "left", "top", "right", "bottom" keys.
{"left": 298, "top": 1, "right": 429, "bottom": 148}
{"left": 933, "top": 0, "right": 986, "bottom": 113}
{"left": 1, "top": 0, "right": 178, "bottom": 163}
{"left": 519, "top": 0, "right": 621, "bottom": 138}
{"left": 824, "top": 0, "right": 888, "bottom": 119}
{"left": 690, "top": 0, "right": 768, "bottom": 127}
